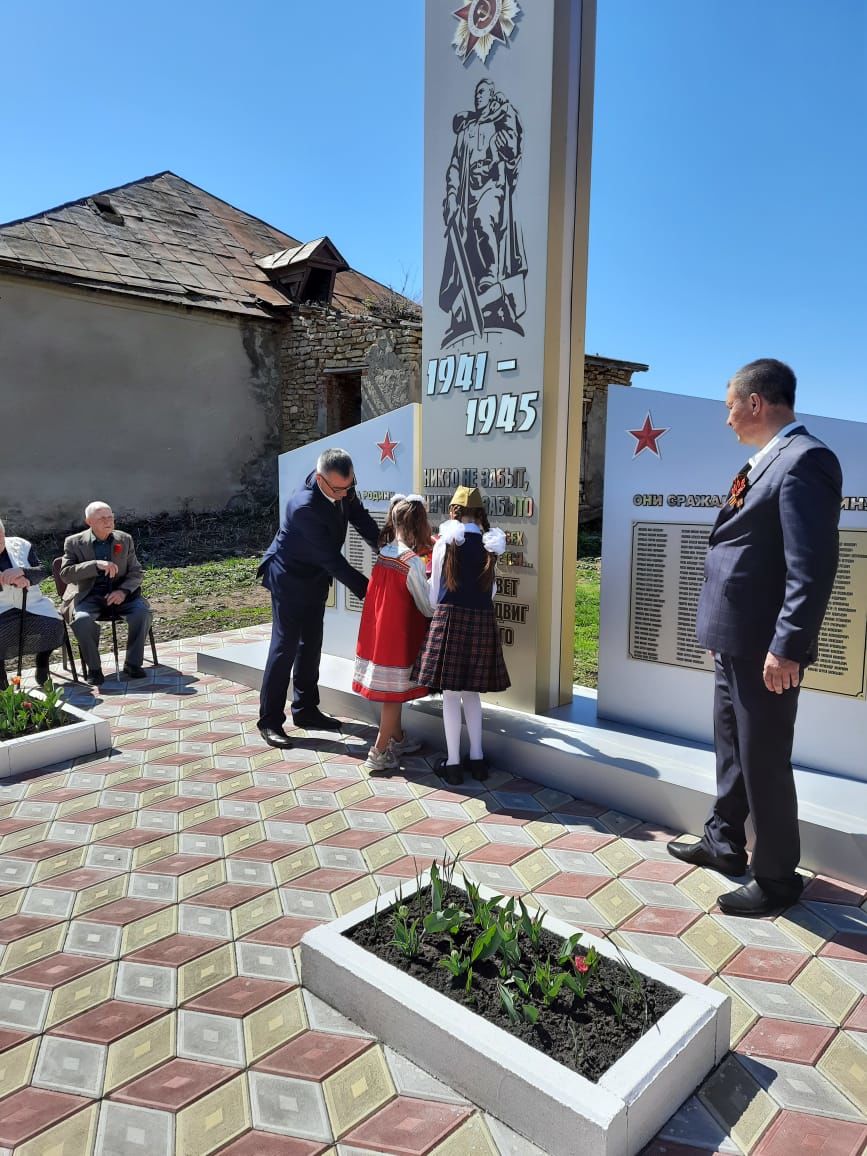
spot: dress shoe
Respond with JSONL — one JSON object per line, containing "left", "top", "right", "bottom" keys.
{"left": 718, "top": 876, "right": 803, "bottom": 916}
{"left": 123, "top": 663, "right": 147, "bottom": 679}
{"left": 667, "top": 838, "right": 747, "bottom": 877}
{"left": 435, "top": 757, "right": 463, "bottom": 786}
{"left": 291, "top": 709, "right": 342, "bottom": 732}
{"left": 258, "top": 726, "right": 293, "bottom": 749}
{"left": 86, "top": 668, "right": 105, "bottom": 687}
{"left": 463, "top": 755, "right": 489, "bottom": 781}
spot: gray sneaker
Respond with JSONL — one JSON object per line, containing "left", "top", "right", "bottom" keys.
{"left": 389, "top": 734, "right": 422, "bottom": 756}
{"left": 363, "top": 745, "right": 398, "bottom": 772}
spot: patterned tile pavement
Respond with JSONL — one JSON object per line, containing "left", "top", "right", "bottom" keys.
{"left": 0, "top": 624, "right": 864, "bottom": 1155}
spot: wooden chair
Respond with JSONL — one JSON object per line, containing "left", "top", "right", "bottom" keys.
{"left": 52, "top": 558, "right": 158, "bottom": 679}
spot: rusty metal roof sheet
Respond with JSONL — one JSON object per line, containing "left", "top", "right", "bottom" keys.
{"left": 0, "top": 171, "right": 399, "bottom": 318}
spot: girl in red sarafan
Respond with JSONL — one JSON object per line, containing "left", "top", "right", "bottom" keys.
{"left": 353, "top": 495, "right": 435, "bottom": 772}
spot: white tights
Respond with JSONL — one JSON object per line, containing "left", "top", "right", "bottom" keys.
{"left": 442, "top": 690, "right": 483, "bottom": 765}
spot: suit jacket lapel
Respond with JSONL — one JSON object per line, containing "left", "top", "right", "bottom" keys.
{"left": 744, "top": 440, "right": 788, "bottom": 489}
{"left": 81, "top": 530, "right": 96, "bottom": 560}
{"left": 710, "top": 428, "right": 805, "bottom": 541}
{"left": 709, "top": 463, "right": 750, "bottom": 538}
{"left": 746, "top": 425, "right": 806, "bottom": 489}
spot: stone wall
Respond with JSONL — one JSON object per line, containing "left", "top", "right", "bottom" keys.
{"left": 278, "top": 306, "right": 422, "bottom": 451}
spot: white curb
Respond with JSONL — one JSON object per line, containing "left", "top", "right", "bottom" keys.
{"left": 301, "top": 871, "right": 729, "bottom": 1156}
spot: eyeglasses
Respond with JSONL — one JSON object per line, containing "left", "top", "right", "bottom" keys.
{"left": 318, "top": 473, "right": 355, "bottom": 496}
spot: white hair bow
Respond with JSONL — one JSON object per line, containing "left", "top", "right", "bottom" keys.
{"left": 483, "top": 528, "right": 507, "bottom": 555}
{"left": 437, "top": 518, "right": 465, "bottom": 545}
{"left": 389, "top": 493, "right": 407, "bottom": 507}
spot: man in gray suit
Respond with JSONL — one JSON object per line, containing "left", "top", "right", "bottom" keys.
{"left": 668, "top": 360, "right": 842, "bottom": 915}
{"left": 61, "top": 501, "right": 152, "bottom": 686}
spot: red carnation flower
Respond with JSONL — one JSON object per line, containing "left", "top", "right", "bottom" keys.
{"left": 113, "top": 542, "right": 123, "bottom": 555}
{"left": 22, "top": 701, "right": 33, "bottom": 710}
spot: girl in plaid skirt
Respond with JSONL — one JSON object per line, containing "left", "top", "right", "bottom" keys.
{"left": 415, "top": 485, "right": 510, "bottom": 785}
{"left": 353, "top": 496, "right": 435, "bottom": 772}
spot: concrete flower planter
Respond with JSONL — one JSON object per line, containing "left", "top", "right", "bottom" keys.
{"left": 0, "top": 694, "right": 111, "bottom": 778}
{"left": 301, "top": 872, "right": 730, "bottom": 1156}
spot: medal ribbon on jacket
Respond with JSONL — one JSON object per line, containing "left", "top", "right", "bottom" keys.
{"left": 727, "top": 466, "right": 750, "bottom": 509}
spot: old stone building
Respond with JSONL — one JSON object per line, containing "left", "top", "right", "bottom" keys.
{"left": 0, "top": 171, "right": 642, "bottom": 532}
{"left": 0, "top": 171, "right": 421, "bottom": 531}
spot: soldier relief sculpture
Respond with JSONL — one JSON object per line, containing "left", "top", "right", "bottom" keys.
{"left": 440, "top": 77, "right": 528, "bottom": 345}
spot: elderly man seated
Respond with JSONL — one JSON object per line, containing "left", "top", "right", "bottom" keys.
{"left": 0, "top": 517, "right": 64, "bottom": 688}
{"left": 61, "top": 501, "right": 152, "bottom": 686}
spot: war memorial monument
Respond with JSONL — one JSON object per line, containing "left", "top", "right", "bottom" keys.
{"left": 201, "top": 0, "right": 865, "bottom": 896}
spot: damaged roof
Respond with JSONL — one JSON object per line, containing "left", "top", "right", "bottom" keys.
{"left": 0, "top": 171, "right": 403, "bottom": 318}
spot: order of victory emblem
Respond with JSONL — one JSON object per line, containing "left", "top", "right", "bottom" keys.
{"left": 452, "top": 0, "right": 521, "bottom": 64}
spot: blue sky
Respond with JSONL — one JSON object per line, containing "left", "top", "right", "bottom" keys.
{"left": 3, "top": 1, "right": 865, "bottom": 420}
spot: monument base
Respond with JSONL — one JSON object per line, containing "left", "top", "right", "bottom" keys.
{"left": 198, "top": 640, "right": 867, "bottom": 889}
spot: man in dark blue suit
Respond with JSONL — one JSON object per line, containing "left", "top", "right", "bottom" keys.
{"left": 257, "top": 448, "right": 379, "bottom": 747}
{"left": 668, "top": 360, "right": 842, "bottom": 915}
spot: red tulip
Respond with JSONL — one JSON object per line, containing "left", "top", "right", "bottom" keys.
{"left": 573, "top": 956, "right": 590, "bottom": 974}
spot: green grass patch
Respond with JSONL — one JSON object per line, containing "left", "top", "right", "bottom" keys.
{"left": 42, "top": 540, "right": 603, "bottom": 683}
{"left": 573, "top": 558, "right": 601, "bottom": 688}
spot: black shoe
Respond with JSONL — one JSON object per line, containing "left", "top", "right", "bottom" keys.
{"left": 464, "top": 755, "right": 489, "bottom": 782}
{"left": 718, "top": 876, "right": 803, "bottom": 916}
{"left": 35, "top": 652, "right": 51, "bottom": 687}
{"left": 435, "top": 757, "right": 464, "bottom": 786}
{"left": 87, "top": 668, "right": 105, "bottom": 687}
{"left": 258, "top": 725, "right": 293, "bottom": 749}
{"left": 667, "top": 838, "right": 747, "bottom": 877}
{"left": 291, "top": 709, "right": 342, "bottom": 732}
{"left": 123, "top": 664, "right": 147, "bottom": 679}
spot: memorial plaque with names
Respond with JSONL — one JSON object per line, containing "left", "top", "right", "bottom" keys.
{"left": 807, "top": 529, "right": 867, "bottom": 697}
{"left": 628, "top": 523, "right": 712, "bottom": 672}
{"left": 628, "top": 522, "right": 867, "bottom": 697}
{"left": 345, "top": 512, "right": 389, "bottom": 613}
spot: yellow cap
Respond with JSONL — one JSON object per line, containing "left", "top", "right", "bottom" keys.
{"left": 449, "top": 485, "right": 483, "bottom": 510}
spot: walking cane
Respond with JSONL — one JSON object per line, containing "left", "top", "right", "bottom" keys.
{"left": 16, "top": 586, "right": 28, "bottom": 678}
{"left": 108, "top": 573, "right": 119, "bottom": 679}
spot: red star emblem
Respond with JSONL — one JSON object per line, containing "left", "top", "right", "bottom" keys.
{"left": 628, "top": 413, "right": 668, "bottom": 457}
{"left": 376, "top": 429, "right": 399, "bottom": 463}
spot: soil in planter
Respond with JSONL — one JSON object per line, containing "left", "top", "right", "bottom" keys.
{"left": 346, "top": 883, "right": 681, "bottom": 1083}
{"left": 1, "top": 711, "right": 76, "bottom": 742}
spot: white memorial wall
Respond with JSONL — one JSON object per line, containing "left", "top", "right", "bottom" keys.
{"left": 598, "top": 385, "right": 867, "bottom": 782}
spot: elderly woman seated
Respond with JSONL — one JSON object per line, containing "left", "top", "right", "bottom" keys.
{"left": 0, "top": 518, "right": 64, "bottom": 689}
